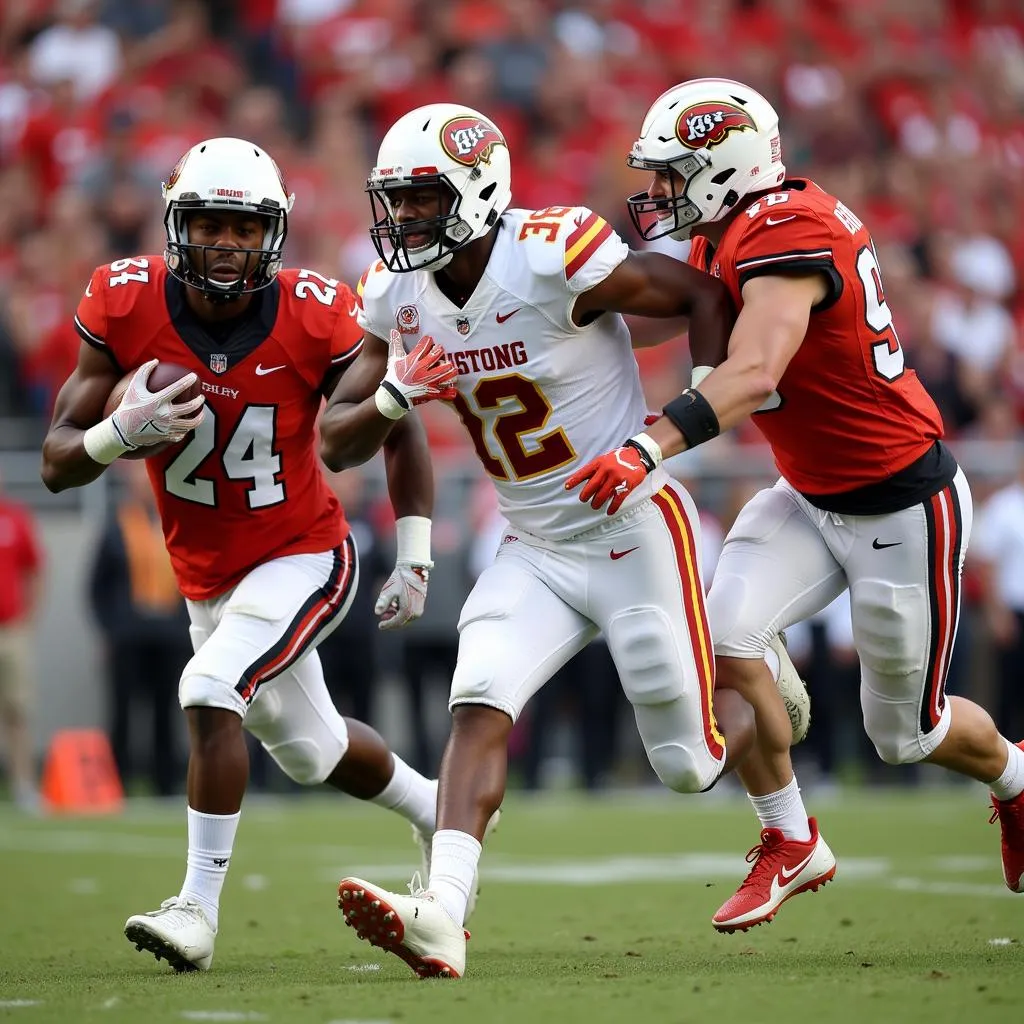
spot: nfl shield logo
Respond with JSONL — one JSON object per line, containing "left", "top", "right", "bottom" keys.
{"left": 210, "top": 353, "right": 228, "bottom": 374}
{"left": 456, "top": 317, "right": 470, "bottom": 335}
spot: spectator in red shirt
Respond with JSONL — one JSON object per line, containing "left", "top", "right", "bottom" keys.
{"left": 0, "top": 469, "right": 44, "bottom": 812}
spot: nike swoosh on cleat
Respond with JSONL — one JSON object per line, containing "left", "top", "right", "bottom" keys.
{"left": 872, "top": 539, "right": 902, "bottom": 549}
{"left": 778, "top": 850, "right": 816, "bottom": 883}
{"left": 495, "top": 308, "right": 521, "bottom": 324}
{"left": 255, "top": 363, "right": 286, "bottom": 376}
{"left": 609, "top": 546, "right": 639, "bottom": 560}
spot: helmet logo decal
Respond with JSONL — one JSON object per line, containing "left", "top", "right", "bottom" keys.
{"left": 676, "top": 101, "right": 756, "bottom": 150}
{"left": 441, "top": 116, "right": 505, "bottom": 166}
{"left": 167, "top": 152, "right": 189, "bottom": 190}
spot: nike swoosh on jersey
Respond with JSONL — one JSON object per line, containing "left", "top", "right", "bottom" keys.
{"left": 766, "top": 215, "right": 797, "bottom": 226}
{"left": 609, "top": 546, "right": 639, "bottom": 560}
{"left": 255, "top": 363, "right": 286, "bottom": 376}
{"left": 348, "top": 302, "right": 359, "bottom": 318}
{"left": 85, "top": 281, "right": 93, "bottom": 297}
{"left": 872, "top": 539, "right": 902, "bottom": 549}
{"left": 495, "top": 308, "right": 521, "bottom": 324}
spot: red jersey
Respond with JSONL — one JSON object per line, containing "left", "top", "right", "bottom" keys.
{"left": 74, "top": 258, "right": 363, "bottom": 601}
{"left": 689, "top": 178, "right": 946, "bottom": 498}
{"left": 0, "top": 497, "right": 42, "bottom": 625}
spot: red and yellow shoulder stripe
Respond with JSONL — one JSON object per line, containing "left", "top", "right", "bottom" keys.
{"left": 564, "top": 212, "right": 613, "bottom": 281}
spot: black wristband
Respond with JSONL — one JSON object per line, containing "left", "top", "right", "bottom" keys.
{"left": 622, "top": 438, "right": 656, "bottom": 473}
{"left": 662, "top": 389, "right": 720, "bottom": 449}
{"left": 379, "top": 378, "right": 410, "bottom": 411}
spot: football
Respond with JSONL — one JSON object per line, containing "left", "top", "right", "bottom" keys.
{"left": 103, "top": 361, "right": 202, "bottom": 460}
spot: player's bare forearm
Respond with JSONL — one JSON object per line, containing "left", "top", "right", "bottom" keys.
{"left": 41, "top": 353, "right": 120, "bottom": 492}
{"left": 319, "top": 337, "right": 396, "bottom": 471}
{"left": 320, "top": 397, "right": 399, "bottom": 471}
{"left": 624, "top": 315, "right": 689, "bottom": 349}
{"left": 41, "top": 425, "right": 107, "bottom": 491}
{"left": 382, "top": 414, "right": 434, "bottom": 519}
{"left": 686, "top": 271, "right": 735, "bottom": 370}
{"left": 641, "top": 292, "right": 809, "bottom": 460}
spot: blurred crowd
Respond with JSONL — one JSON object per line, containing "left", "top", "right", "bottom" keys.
{"left": 1, "top": 0, "right": 1023, "bottom": 443}
{"left": 2, "top": 0, "right": 1024, "bottom": 797}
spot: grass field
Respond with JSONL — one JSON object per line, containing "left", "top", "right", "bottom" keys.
{"left": 1, "top": 787, "right": 1021, "bottom": 1024}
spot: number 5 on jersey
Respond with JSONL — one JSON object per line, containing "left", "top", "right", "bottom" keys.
{"left": 165, "top": 406, "right": 283, "bottom": 508}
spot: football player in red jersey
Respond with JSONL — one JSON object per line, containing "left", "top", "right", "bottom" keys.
{"left": 571, "top": 78, "right": 1024, "bottom": 929}
{"left": 40, "top": 138, "right": 459, "bottom": 972}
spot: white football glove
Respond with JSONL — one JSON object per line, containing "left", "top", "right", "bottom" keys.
{"left": 113, "top": 359, "right": 206, "bottom": 448}
{"left": 374, "top": 562, "right": 430, "bottom": 631}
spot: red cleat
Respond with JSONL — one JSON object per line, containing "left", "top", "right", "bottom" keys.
{"left": 990, "top": 744, "right": 1024, "bottom": 893}
{"left": 712, "top": 817, "right": 836, "bottom": 933}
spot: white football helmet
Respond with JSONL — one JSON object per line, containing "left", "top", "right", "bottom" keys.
{"left": 162, "top": 137, "right": 295, "bottom": 298}
{"left": 627, "top": 78, "right": 786, "bottom": 241}
{"left": 367, "top": 103, "right": 512, "bottom": 272}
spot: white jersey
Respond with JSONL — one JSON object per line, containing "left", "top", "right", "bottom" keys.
{"left": 357, "top": 206, "right": 665, "bottom": 540}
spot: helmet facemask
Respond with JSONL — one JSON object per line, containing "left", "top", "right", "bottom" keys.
{"left": 164, "top": 200, "right": 287, "bottom": 302}
{"left": 367, "top": 172, "right": 480, "bottom": 273}
{"left": 625, "top": 151, "right": 721, "bottom": 242}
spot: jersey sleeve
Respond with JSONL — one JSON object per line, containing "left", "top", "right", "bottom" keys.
{"left": 731, "top": 206, "right": 844, "bottom": 309}
{"left": 73, "top": 266, "right": 112, "bottom": 357}
{"left": 329, "top": 283, "right": 364, "bottom": 373}
{"left": 354, "top": 259, "right": 394, "bottom": 342}
{"left": 561, "top": 208, "right": 628, "bottom": 294}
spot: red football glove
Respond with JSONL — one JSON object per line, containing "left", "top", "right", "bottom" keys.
{"left": 565, "top": 443, "right": 650, "bottom": 516}
{"left": 377, "top": 330, "right": 458, "bottom": 418}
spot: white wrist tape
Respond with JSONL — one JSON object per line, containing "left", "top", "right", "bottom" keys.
{"left": 83, "top": 416, "right": 133, "bottom": 465}
{"left": 375, "top": 382, "right": 409, "bottom": 420}
{"left": 628, "top": 431, "right": 664, "bottom": 469}
{"left": 395, "top": 515, "right": 433, "bottom": 567}
{"left": 691, "top": 365, "right": 714, "bottom": 388}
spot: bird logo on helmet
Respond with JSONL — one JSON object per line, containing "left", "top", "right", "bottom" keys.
{"left": 441, "top": 117, "right": 506, "bottom": 167}
{"left": 676, "top": 102, "right": 757, "bottom": 150}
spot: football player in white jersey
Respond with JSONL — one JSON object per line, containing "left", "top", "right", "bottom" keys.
{"left": 319, "top": 103, "right": 803, "bottom": 979}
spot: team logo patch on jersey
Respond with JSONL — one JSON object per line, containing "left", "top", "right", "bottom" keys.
{"left": 441, "top": 116, "right": 505, "bottom": 167}
{"left": 209, "top": 353, "right": 228, "bottom": 375}
{"left": 396, "top": 304, "right": 420, "bottom": 335}
{"left": 456, "top": 317, "right": 471, "bottom": 335}
{"left": 676, "top": 101, "right": 756, "bottom": 150}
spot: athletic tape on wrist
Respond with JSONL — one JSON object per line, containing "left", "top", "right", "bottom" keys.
{"left": 395, "top": 515, "right": 433, "bottom": 568}
{"left": 375, "top": 381, "right": 409, "bottom": 420}
{"left": 83, "top": 416, "right": 134, "bottom": 465}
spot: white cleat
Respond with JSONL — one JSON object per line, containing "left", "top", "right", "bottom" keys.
{"left": 124, "top": 896, "right": 216, "bottom": 972}
{"left": 770, "top": 632, "right": 811, "bottom": 745}
{"left": 338, "top": 876, "right": 467, "bottom": 978}
{"left": 412, "top": 808, "right": 501, "bottom": 924}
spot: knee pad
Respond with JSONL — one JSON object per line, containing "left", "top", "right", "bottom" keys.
{"left": 245, "top": 684, "right": 349, "bottom": 786}
{"left": 632, "top": 698, "right": 724, "bottom": 793}
{"left": 851, "top": 578, "right": 926, "bottom": 679}
{"left": 862, "top": 691, "right": 951, "bottom": 766}
{"left": 606, "top": 608, "right": 684, "bottom": 706}
{"left": 179, "top": 657, "right": 246, "bottom": 717}
{"left": 646, "top": 741, "right": 715, "bottom": 794}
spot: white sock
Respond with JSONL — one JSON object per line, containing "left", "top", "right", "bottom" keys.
{"left": 990, "top": 738, "right": 1024, "bottom": 802}
{"left": 763, "top": 644, "right": 781, "bottom": 683}
{"left": 748, "top": 776, "right": 811, "bottom": 841}
{"left": 180, "top": 807, "right": 240, "bottom": 931}
{"left": 369, "top": 756, "right": 437, "bottom": 836}
{"left": 428, "top": 829, "right": 481, "bottom": 927}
